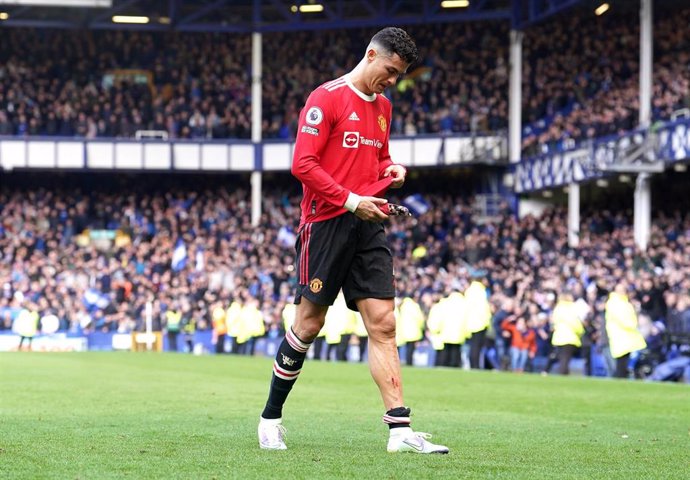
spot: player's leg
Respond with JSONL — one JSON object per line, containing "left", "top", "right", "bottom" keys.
{"left": 262, "top": 298, "right": 327, "bottom": 418}
{"left": 346, "top": 221, "right": 448, "bottom": 454}
{"left": 258, "top": 298, "right": 327, "bottom": 450}
{"left": 356, "top": 298, "right": 404, "bottom": 409}
{"left": 357, "top": 297, "right": 448, "bottom": 454}
{"left": 259, "top": 217, "right": 354, "bottom": 450}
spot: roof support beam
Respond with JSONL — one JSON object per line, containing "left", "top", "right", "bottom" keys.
{"left": 178, "top": 0, "right": 229, "bottom": 26}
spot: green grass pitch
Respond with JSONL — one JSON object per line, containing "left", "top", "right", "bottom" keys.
{"left": 1, "top": 352, "right": 688, "bottom": 479}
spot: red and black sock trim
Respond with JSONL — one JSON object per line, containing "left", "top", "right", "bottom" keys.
{"left": 383, "top": 406, "right": 412, "bottom": 429}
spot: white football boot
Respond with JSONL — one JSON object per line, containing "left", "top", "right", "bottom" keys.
{"left": 387, "top": 428, "right": 449, "bottom": 454}
{"left": 258, "top": 417, "right": 287, "bottom": 450}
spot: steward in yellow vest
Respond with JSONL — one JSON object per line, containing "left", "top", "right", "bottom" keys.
{"left": 605, "top": 284, "right": 647, "bottom": 378}
{"left": 465, "top": 279, "right": 492, "bottom": 369}
{"left": 395, "top": 296, "right": 425, "bottom": 366}
{"left": 549, "top": 293, "right": 584, "bottom": 375}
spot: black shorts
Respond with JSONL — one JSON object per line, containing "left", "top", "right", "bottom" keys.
{"left": 295, "top": 213, "right": 395, "bottom": 311}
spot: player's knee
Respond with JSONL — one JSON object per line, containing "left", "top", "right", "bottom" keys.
{"left": 367, "top": 312, "right": 396, "bottom": 341}
{"left": 293, "top": 315, "right": 324, "bottom": 342}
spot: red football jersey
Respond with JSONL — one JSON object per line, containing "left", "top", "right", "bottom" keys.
{"left": 292, "top": 75, "right": 396, "bottom": 229}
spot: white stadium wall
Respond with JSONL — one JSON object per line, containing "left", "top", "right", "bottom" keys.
{"left": 0, "top": 135, "right": 506, "bottom": 173}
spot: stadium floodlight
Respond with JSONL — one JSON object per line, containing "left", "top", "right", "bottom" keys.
{"left": 290, "top": 4, "right": 324, "bottom": 13}
{"left": 595, "top": 3, "right": 610, "bottom": 16}
{"left": 441, "top": 0, "right": 470, "bottom": 8}
{"left": 112, "top": 15, "right": 149, "bottom": 24}
{"left": 0, "top": 0, "right": 111, "bottom": 6}
{"left": 0, "top": 12, "right": 8, "bottom": 19}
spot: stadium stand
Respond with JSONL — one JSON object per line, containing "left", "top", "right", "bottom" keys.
{"left": 1, "top": 2, "right": 689, "bottom": 380}
{"left": 521, "top": 6, "right": 690, "bottom": 156}
{"left": 1, "top": 172, "right": 688, "bottom": 376}
{"left": 1, "top": 5, "right": 687, "bottom": 148}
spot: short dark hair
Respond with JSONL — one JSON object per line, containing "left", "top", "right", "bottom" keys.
{"left": 370, "top": 27, "right": 418, "bottom": 65}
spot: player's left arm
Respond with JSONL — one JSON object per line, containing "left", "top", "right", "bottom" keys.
{"left": 378, "top": 102, "right": 406, "bottom": 189}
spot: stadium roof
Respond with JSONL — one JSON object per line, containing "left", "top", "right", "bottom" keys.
{"left": 0, "top": 0, "right": 596, "bottom": 32}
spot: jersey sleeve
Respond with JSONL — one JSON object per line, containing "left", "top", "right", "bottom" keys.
{"left": 291, "top": 87, "right": 350, "bottom": 208}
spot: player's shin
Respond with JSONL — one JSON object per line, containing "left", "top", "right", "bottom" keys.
{"left": 261, "top": 327, "right": 312, "bottom": 419}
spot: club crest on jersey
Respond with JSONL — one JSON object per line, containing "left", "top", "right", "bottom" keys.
{"left": 342, "top": 131, "right": 359, "bottom": 148}
{"left": 309, "top": 278, "right": 323, "bottom": 293}
{"left": 306, "top": 107, "right": 324, "bottom": 126}
{"left": 377, "top": 114, "right": 387, "bottom": 132}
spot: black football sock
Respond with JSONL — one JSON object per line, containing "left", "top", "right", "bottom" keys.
{"left": 383, "top": 406, "right": 412, "bottom": 430}
{"left": 261, "top": 327, "right": 311, "bottom": 419}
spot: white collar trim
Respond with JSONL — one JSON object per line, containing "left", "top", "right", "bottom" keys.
{"left": 345, "top": 75, "right": 376, "bottom": 103}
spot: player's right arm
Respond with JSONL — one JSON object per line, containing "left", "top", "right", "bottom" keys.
{"left": 291, "top": 87, "right": 387, "bottom": 222}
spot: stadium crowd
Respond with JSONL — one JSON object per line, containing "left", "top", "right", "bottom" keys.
{"left": 521, "top": 6, "right": 690, "bottom": 156}
{"left": 0, "top": 6, "right": 688, "bottom": 152}
{"left": 1, "top": 174, "right": 688, "bottom": 379}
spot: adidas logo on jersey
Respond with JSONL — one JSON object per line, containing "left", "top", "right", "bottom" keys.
{"left": 348, "top": 111, "right": 360, "bottom": 121}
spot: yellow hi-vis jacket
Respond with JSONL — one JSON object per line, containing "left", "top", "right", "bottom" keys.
{"left": 165, "top": 310, "right": 182, "bottom": 332}
{"left": 13, "top": 309, "right": 39, "bottom": 337}
{"left": 464, "top": 281, "right": 492, "bottom": 333}
{"left": 605, "top": 292, "right": 647, "bottom": 358}
{"left": 426, "top": 298, "right": 447, "bottom": 351}
{"left": 352, "top": 312, "right": 368, "bottom": 338}
{"left": 226, "top": 301, "right": 243, "bottom": 338}
{"left": 395, "top": 297, "right": 425, "bottom": 345}
{"left": 325, "top": 294, "right": 354, "bottom": 345}
{"left": 237, "top": 303, "right": 265, "bottom": 344}
{"left": 282, "top": 303, "right": 296, "bottom": 332}
{"left": 211, "top": 306, "right": 228, "bottom": 336}
{"left": 440, "top": 291, "right": 470, "bottom": 345}
{"left": 551, "top": 300, "right": 584, "bottom": 347}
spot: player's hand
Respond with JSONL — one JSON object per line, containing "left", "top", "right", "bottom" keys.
{"left": 354, "top": 196, "right": 389, "bottom": 222}
{"left": 383, "top": 164, "right": 406, "bottom": 188}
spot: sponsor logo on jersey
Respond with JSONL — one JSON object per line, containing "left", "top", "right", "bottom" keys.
{"left": 343, "top": 131, "right": 360, "bottom": 148}
{"left": 359, "top": 136, "right": 383, "bottom": 149}
{"left": 306, "top": 106, "right": 324, "bottom": 126}
{"left": 348, "top": 111, "right": 360, "bottom": 121}
{"left": 309, "top": 278, "right": 323, "bottom": 293}
{"left": 301, "top": 125, "right": 319, "bottom": 136}
{"left": 377, "top": 114, "right": 387, "bottom": 132}
{"left": 342, "top": 131, "right": 383, "bottom": 149}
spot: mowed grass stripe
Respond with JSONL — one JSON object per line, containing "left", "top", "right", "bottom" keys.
{"left": 1, "top": 352, "right": 688, "bottom": 479}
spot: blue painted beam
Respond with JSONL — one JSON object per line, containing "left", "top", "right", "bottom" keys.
{"left": 267, "top": 0, "right": 296, "bottom": 23}
{"left": 511, "top": 0, "right": 522, "bottom": 29}
{"left": 89, "top": 21, "right": 172, "bottom": 31}
{"left": 251, "top": 10, "right": 511, "bottom": 33}
{"left": 357, "top": 0, "right": 379, "bottom": 17}
{"left": 89, "top": 0, "right": 145, "bottom": 24}
{"left": 0, "top": 0, "right": 514, "bottom": 33}
{"left": 0, "top": 19, "right": 81, "bottom": 29}
{"left": 168, "top": 0, "right": 179, "bottom": 26}
{"left": 515, "top": 0, "right": 584, "bottom": 29}
{"left": 176, "top": 22, "right": 251, "bottom": 33}
{"left": 178, "top": 0, "right": 229, "bottom": 26}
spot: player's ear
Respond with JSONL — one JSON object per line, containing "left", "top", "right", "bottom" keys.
{"left": 366, "top": 48, "right": 377, "bottom": 63}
